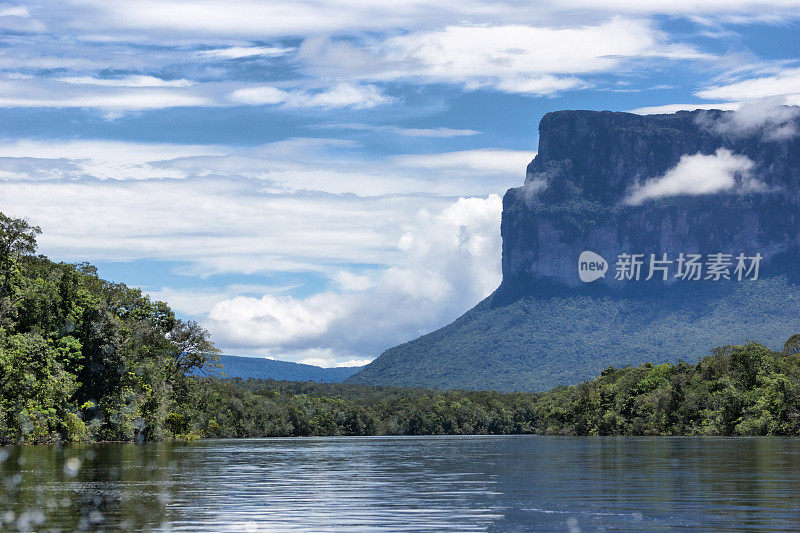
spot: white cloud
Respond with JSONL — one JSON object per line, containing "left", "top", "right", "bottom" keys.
{"left": 0, "top": 137, "right": 521, "bottom": 270}
{"left": 0, "top": 75, "right": 394, "bottom": 112}
{"left": 0, "top": 177, "right": 446, "bottom": 274}
{"left": 0, "top": 5, "right": 28, "bottom": 17}
{"left": 556, "top": 0, "right": 800, "bottom": 16}
{"left": 0, "top": 139, "right": 223, "bottom": 163}
{"left": 0, "top": 5, "right": 738, "bottom": 110}
{"left": 697, "top": 97, "right": 800, "bottom": 139}
{"left": 635, "top": 98, "right": 800, "bottom": 140}
{"left": 696, "top": 67, "right": 800, "bottom": 100}
{"left": 298, "top": 357, "right": 372, "bottom": 368}
{"left": 0, "top": 0, "right": 790, "bottom": 113}
{"left": 394, "top": 149, "right": 532, "bottom": 175}
{"left": 0, "top": 137, "right": 525, "bottom": 197}
{"left": 56, "top": 75, "right": 193, "bottom": 87}
{"left": 0, "top": 139, "right": 228, "bottom": 180}
{"left": 204, "top": 195, "right": 503, "bottom": 362}
{"left": 195, "top": 46, "right": 295, "bottom": 59}
{"left": 0, "top": 78, "right": 213, "bottom": 110}
{"left": 0, "top": 3, "right": 40, "bottom": 31}
{"left": 48, "top": 1, "right": 800, "bottom": 40}
{"left": 0, "top": 91, "right": 210, "bottom": 110}
{"left": 624, "top": 148, "right": 760, "bottom": 205}
{"left": 296, "top": 19, "right": 710, "bottom": 95}
{"left": 230, "top": 83, "right": 392, "bottom": 109}
{"left": 317, "top": 123, "right": 480, "bottom": 138}
{"left": 630, "top": 95, "right": 800, "bottom": 141}
{"left": 630, "top": 102, "right": 740, "bottom": 114}
{"left": 144, "top": 283, "right": 300, "bottom": 318}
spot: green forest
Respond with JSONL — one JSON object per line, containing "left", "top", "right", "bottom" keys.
{"left": 0, "top": 213, "right": 220, "bottom": 444}
{"left": 185, "top": 338, "right": 800, "bottom": 437}
{"left": 2, "top": 211, "right": 800, "bottom": 444}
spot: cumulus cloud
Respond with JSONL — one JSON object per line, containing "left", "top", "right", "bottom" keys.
{"left": 204, "top": 195, "right": 503, "bottom": 364}
{"left": 624, "top": 148, "right": 761, "bottom": 205}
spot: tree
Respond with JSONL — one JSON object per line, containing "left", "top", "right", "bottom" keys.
{"left": 167, "top": 320, "right": 221, "bottom": 381}
{"left": 0, "top": 213, "right": 41, "bottom": 299}
{"left": 783, "top": 334, "right": 800, "bottom": 356}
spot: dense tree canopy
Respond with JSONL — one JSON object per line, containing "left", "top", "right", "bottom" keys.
{"left": 181, "top": 339, "right": 800, "bottom": 439}
{"left": 0, "top": 212, "right": 219, "bottom": 444}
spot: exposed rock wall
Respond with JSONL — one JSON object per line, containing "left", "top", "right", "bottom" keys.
{"left": 498, "top": 109, "right": 800, "bottom": 299}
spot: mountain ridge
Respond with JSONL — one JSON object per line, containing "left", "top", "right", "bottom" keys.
{"left": 215, "top": 355, "right": 362, "bottom": 383}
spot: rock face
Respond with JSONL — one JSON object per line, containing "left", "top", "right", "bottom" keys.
{"left": 348, "top": 109, "right": 800, "bottom": 392}
{"left": 496, "top": 109, "right": 800, "bottom": 302}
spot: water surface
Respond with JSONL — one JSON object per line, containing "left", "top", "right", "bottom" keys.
{"left": 2, "top": 436, "right": 799, "bottom": 531}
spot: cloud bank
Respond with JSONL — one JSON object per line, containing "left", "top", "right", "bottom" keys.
{"left": 0, "top": 138, "right": 519, "bottom": 365}
{"left": 205, "top": 195, "right": 503, "bottom": 365}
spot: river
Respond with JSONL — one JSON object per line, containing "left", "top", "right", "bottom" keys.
{"left": 2, "top": 435, "right": 799, "bottom": 531}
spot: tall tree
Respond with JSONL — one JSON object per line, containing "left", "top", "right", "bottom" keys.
{"left": 0, "top": 213, "right": 41, "bottom": 298}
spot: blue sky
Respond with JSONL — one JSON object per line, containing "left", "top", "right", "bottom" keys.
{"left": 1, "top": 1, "right": 799, "bottom": 366}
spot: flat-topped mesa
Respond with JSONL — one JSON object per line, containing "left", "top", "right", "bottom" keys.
{"left": 348, "top": 108, "right": 800, "bottom": 392}
{"left": 498, "top": 109, "right": 800, "bottom": 300}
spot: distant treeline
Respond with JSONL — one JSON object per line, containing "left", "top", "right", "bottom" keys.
{"left": 186, "top": 338, "right": 800, "bottom": 437}
{"left": 2, "top": 211, "right": 800, "bottom": 444}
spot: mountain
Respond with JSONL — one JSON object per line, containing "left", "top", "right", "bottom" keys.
{"left": 347, "top": 108, "right": 800, "bottom": 392}
{"left": 216, "top": 355, "right": 362, "bottom": 383}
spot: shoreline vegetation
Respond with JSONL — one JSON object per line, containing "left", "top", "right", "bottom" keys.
{"left": 2, "top": 212, "right": 800, "bottom": 445}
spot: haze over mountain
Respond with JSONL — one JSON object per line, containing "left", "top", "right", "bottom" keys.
{"left": 348, "top": 107, "right": 800, "bottom": 391}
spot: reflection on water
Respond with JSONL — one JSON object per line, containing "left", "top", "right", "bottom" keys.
{"left": 1, "top": 436, "right": 800, "bottom": 531}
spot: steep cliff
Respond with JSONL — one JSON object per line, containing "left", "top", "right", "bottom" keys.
{"left": 348, "top": 109, "right": 800, "bottom": 392}
{"left": 497, "top": 109, "right": 800, "bottom": 301}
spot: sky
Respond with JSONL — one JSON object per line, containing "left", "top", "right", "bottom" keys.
{"left": 1, "top": 1, "right": 799, "bottom": 367}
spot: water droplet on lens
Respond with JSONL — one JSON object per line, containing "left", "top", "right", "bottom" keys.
{"left": 63, "top": 457, "right": 82, "bottom": 478}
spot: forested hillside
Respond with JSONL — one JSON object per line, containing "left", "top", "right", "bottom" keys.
{"left": 186, "top": 339, "right": 800, "bottom": 437}
{"left": 0, "top": 213, "right": 220, "bottom": 444}
{"left": 213, "top": 355, "right": 361, "bottom": 383}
